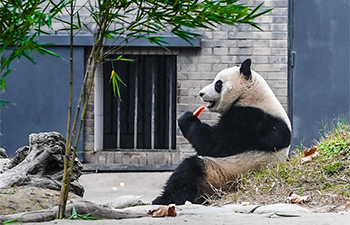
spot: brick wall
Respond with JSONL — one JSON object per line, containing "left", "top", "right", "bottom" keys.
{"left": 80, "top": 0, "right": 289, "bottom": 165}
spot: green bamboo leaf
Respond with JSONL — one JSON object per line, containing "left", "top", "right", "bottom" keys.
{"left": 0, "top": 57, "right": 7, "bottom": 70}
{"left": 37, "top": 47, "right": 61, "bottom": 58}
{"left": 116, "top": 73, "right": 127, "bottom": 87}
{"left": 3, "top": 218, "right": 19, "bottom": 224}
{"left": 77, "top": 12, "right": 81, "bottom": 29}
{"left": 72, "top": 205, "right": 77, "bottom": 217}
{"left": 23, "top": 53, "right": 36, "bottom": 64}
{"left": 110, "top": 70, "right": 117, "bottom": 96}
{"left": 2, "top": 69, "right": 12, "bottom": 79}
{"left": 116, "top": 55, "right": 134, "bottom": 62}
{"left": 0, "top": 77, "right": 6, "bottom": 91}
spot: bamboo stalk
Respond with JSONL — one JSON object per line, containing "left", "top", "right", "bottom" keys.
{"left": 57, "top": 1, "right": 75, "bottom": 219}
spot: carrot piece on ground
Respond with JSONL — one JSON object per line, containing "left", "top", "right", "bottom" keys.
{"left": 193, "top": 105, "right": 205, "bottom": 117}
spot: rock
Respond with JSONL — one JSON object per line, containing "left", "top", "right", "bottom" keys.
{"left": 253, "top": 203, "right": 311, "bottom": 214}
{"left": 107, "top": 195, "right": 145, "bottom": 209}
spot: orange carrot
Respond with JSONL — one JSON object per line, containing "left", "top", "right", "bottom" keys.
{"left": 193, "top": 105, "right": 205, "bottom": 117}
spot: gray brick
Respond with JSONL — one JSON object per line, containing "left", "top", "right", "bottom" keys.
{"left": 213, "top": 47, "right": 229, "bottom": 55}
{"left": 228, "top": 32, "right": 253, "bottom": 40}
{"left": 238, "top": 40, "right": 253, "bottom": 48}
{"left": 178, "top": 88, "right": 189, "bottom": 96}
{"left": 114, "top": 152, "right": 123, "bottom": 164}
{"left": 271, "top": 88, "right": 287, "bottom": 96}
{"left": 268, "top": 56, "right": 288, "bottom": 64}
{"left": 253, "top": 32, "right": 273, "bottom": 40}
{"left": 139, "top": 152, "right": 147, "bottom": 165}
{"left": 171, "top": 152, "right": 181, "bottom": 165}
{"left": 146, "top": 153, "right": 155, "bottom": 165}
{"left": 237, "top": 24, "right": 254, "bottom": 32}
{"left": 269, "top": 40, "right": 287, "bottom": 48}
{"left": 177, "top": 56, "right": 194, "bottom": 64}
{"left": 252, "top": 48, "right": 272, "bottom": 55}
{"left": 272, "top": 16, "right": 288, "bottom": 23}
{"left": 189, "top": 88, "right": 202, "bottom": 96}
{"left": 219, "top": 40, "right": 238, "bottom": 48}
{"left": 266, "top": 80, "right": 288, "bottom": 88}
{"left": 265, "top": 72, "right": 288, "bottom": 80}
{"left": 254, "top": 16, "right": 273, "bottom": 23}
{"left": 271, "top": 48, "right": 288, "bottom": 55}
{"left": 181, "top": 64, "right": 196, "bottom": 72}
{"left": 98, "top": 153, "right": 107, "bottom": 164}
{"left": 197, "top": 55, "right": 222, "bottom": 63}
{"left": 270, "top": 8, "right": 288, "bottom": 15}
{"left": 201, "top": 40, "right": 223, "bottom": 48}
{"left": 254, "top": 64, "right": 287, "bottom": 72}
{"left": 213, "top": 31, "right": 229, "bottom": 39}
{"left": 263, "top": 1, "right": 288, "bottom": 7}
{"left": 272, "top": 32, "right": 288, "bottom": 39}
{"left": 213, "top": 64, "right": 229, "bottom": 72}
{"left": 188, "top": 72, "right": 217, "bottom": 80}
{"left": 220, "top": 24, "right": 237, "bottom": 32}
{"left": 197, "top": 64, "right": 212, "bottom": 72}
{"left": 234, "top": 48, "right": 253, "bottom": 56}
{"left": 202, "top": 31, "right": 213, "bottom": 39}
{"left": 200, "top": 47, "right": 213, "bottom": 55}
{"left": 177, "top": 72, "right": 189, "bottom": 80}
{"left": 221, "top": 55, "right": 238, "bottom": 63}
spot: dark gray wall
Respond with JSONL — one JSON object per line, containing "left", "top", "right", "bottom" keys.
{"left": 0, "top": 47, "right": 84, "bottom": 157}
{"left": 289, "top": 0, "right": 350, "bottom": 147}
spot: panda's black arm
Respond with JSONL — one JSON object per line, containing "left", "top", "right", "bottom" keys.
{"left": 178, "top": 111, "right": 217, "bottom": 156}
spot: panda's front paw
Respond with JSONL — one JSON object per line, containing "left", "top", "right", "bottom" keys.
{"left": 178, "top": 111, "right": 199, "bottom": 128}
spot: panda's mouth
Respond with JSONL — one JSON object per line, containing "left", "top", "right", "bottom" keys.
{"left": 206, "top": 101, "right": 216, "bottom": 108}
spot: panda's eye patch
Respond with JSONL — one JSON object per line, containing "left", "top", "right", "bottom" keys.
{"left": 215, "top": 80, "right": 223, "bottom": 93}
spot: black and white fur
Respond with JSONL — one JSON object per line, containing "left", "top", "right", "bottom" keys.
{"left": 152, "top": 59, "right": 291, "bottom": 205}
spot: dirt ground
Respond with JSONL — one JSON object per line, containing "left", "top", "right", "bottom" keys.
{"left": 0, "top": 187, "right": 80, "bottom": 215}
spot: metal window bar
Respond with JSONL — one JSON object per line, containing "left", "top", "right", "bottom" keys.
{"left": 116, "top": 88, "right": 121, "bottom": 149}
{"left": 168, "top": 58, "right": 173, "bottom": 150}
{"left": 151, "top": 59, "right": 155, "bottom": 150}
{"left": 134, "top": 63, "right": 139, "bottom": 149}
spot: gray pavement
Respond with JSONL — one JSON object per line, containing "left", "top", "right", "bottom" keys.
{"left": 27, "top": 172, "right": 350, "bottom": 225}
{"left": 79, "top": 172, "right": 172, "bottom": 205}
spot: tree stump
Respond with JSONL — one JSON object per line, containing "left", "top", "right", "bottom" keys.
{"left": 0, "top": 132, "right": 84, "bottom": 196}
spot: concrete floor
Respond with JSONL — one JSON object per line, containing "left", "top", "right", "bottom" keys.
{"left": 79, "top": 172, "right": 172, "bottom": 205}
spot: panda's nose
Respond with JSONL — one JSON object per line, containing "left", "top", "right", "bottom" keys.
{"left": 199, "top": 92, "right": 204, "bottom": 97}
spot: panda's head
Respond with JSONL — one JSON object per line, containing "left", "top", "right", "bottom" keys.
{"left": 199, "top": 59, "right": 253, "bottom": 114}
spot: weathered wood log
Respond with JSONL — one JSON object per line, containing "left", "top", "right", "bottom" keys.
{"left": 0, "top": 198, "right": 148, "bottom": 223}
{"left": 0, "top": 132, "right": 84, "bottom": 196}
{"left": 0, "top": 148, "right": 7, "bottom": 159}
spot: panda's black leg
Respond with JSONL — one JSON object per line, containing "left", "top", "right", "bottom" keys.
{"left": 152, "top": 156, "right": 207, "bottom": 205}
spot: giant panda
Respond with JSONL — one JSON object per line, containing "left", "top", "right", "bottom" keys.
{"left": 152, "top": 58, "right": 291, "bottom": 205}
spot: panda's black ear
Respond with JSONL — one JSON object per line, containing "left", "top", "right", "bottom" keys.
{"left": 240, "top": 58, "right": 252, "bottom": 80}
